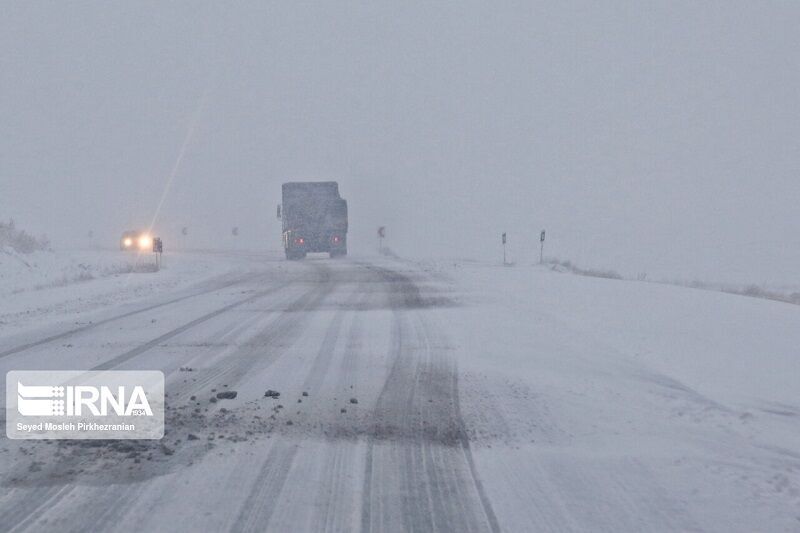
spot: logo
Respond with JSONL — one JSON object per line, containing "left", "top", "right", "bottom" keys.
{"left": 17, "top": 383, "right": 66, "bottom": 416}
{"left": 7, "top": 371, "right": 164, "bottom": 440}
{"left": 17, "top": 382, "right": 152, "bottom": 417}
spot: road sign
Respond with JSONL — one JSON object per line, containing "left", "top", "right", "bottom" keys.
{"left": 502, "top": 233, "right": 507, "bottom": 245}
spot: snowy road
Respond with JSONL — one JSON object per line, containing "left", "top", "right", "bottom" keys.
{"left": 1, "top": 253, "right": 799, "bottom": 532}
{"left": 0, "top": 256, "right": 498, "bottom": 532}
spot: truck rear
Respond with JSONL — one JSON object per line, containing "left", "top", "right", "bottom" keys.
{"left": 279, "top": 181, "right": 348, "bottom": 259}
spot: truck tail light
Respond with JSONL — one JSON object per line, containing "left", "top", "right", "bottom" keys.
{"left": 332, "top": 236, "right": 341, "bottom": 244}
{"left": 294, "top": 237, "right": 305, "bottom": 245}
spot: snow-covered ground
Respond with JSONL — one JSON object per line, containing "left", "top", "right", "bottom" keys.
{"left": 0, "top": 251, "right": 798, "bottom": 531}
{"left": 0, "top": 248, "right": 158, "bottom": 295}
{"left": 438, "top": 259, "right": 800, "bottom": 531}
{"left": 542, "top": 257, "right": 800, "bottom": 307}
{"left": 0, "top": 248, "right": 266, "bottom": 339}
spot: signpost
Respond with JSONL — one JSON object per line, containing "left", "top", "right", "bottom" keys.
{"left": 377, "top": 226, "right": 385, "bottom": 254}
{"left": 502, "top": 232, "right": 507, "bottom": 265}
{"left": 152, "top": 237, "right": 163, "bottom": 270}
{"left": 539, "top": 230, "right": 546, "bottom": 264}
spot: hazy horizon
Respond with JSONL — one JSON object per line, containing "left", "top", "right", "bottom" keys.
{"left": 3, "top": 2, "right": 799, "bottom": 284}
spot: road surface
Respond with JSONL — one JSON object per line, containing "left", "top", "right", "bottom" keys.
{"left": 0, "top": 256, "right": 500, "bottom": 532}
{"left": 1, "top": 253, "right": 799, "bottom": 532}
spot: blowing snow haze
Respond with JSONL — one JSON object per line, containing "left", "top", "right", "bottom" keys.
{"left": 2, "top": 2, "right": 800, "bottom": 283}
{"left": 4, "top": 4, "right": 800, "bottom": 533}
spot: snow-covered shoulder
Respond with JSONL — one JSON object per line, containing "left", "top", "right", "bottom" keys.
{"left": 0, "top": 249, "right": 266, "bottom": 339}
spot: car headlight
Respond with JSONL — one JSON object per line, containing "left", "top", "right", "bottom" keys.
{"left": 138, "top": 235, "right": 152, "bottom": 249}
{"left": 123, "top": 238, "right": 133, "bottom": 247}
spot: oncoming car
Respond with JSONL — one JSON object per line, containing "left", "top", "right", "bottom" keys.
{"left": 120, "top": 230, "right": 153, "bottom": 252}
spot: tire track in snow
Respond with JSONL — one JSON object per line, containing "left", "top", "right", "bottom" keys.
{"left": 230, "top": 440, "right": 301, "bottom": 533}
{"left": 35, "top": 266, "right": 337, "bottom": 533}
{"left": 0, "top": 272, "right": 257, "bottom": 360}
{"left": 228, "top": 269, "right": 364, "bottom": 531}
{"left": 91, "top": 278, "right": 285, "bottom": 371}
{"left": 359, "top": 265, "right": 500, "bottom": 533}
{"left": 2, "top": 260, "right": 502, "bottom": 533}
{"left": 0, "top": 265, "right": 332, "bottom": 532}
{"left": 136, "top": 262, "right": 335, "bottom": 396}
{"left": 303, "top": 282, "right": 372, "bottom": 533}
{"left": 62, "top": 263, "right": 341, "bottom": 532}
{"left": 2, "top": 485, "right": 74, "bottom": 533}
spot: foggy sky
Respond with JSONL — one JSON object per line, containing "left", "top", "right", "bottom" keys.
{"left": 2, "top": 2, "right": 799, "bottom": 284}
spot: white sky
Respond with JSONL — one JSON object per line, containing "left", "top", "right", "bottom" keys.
{"left": 2, "top": 2, "right": 799, "bottom": 284}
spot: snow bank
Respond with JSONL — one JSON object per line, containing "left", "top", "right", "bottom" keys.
{"left": 0, "top": 248, "right": 157, "bottom": 296}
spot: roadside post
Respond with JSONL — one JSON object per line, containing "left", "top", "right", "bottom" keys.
{"left": 153, "top": 237, "right": 163, "bottom": 270}
{"left": 378, "top": 226, "right": 386, "bottom": 254}
{"left": 502, "top": 232, "right": 507, "bottom": 265}
{"left": 540, "top": 230, "right": 545, "bottom": 264}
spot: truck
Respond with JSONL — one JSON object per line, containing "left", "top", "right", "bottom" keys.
{"left": 278, "top": 181, "right": 348, "bottom": 260}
